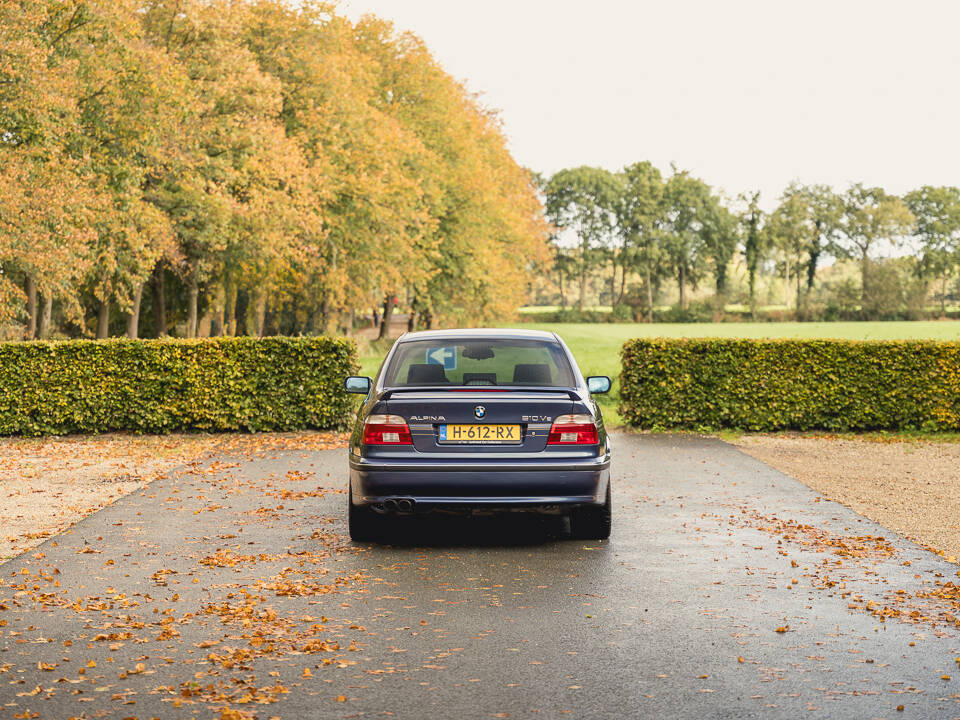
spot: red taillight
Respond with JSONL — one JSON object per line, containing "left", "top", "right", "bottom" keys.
{"left": 362, "top": 414, "right": 412, "bottom": 445}
{"left": 547, "top": 414, "right": 599, "bottom": 445}
{"left": 448, "top": 389, "right": 508, "bottom": 392}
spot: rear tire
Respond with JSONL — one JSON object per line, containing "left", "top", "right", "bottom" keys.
{"left": 569, "top": 484, "right": 611, "bottom": 540}
{"left": 349, "top": 488, "right": 379, "bottom": 542}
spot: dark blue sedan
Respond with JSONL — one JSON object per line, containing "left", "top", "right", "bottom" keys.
{"left": 344, "top": 329, "right": 612, "bottom": 541}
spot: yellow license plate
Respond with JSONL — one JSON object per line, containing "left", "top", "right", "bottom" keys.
{"left": 439, "top": 424, "right": 521, "bottom": 444}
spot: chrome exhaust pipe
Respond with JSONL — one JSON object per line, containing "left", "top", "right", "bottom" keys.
{"left": 395, "top": 498, "right": 414, "bottom": 513}
{"left": 383, "top": 499, "right": 398, "bottom": 512}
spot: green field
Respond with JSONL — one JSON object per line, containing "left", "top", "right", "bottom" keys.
{"left": 358, "top": 321, "right": 960, "bottom": 426}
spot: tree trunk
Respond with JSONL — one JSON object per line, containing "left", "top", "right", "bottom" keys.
{"left": 578, "top": 266, "right": 587, "bottom": 313}
{"left": 252, "top": 289, "right": 267, "bottom": 337}
{"left": 645, "top": 263, "right": 654, "bottom": 322}
{"left": 796, "top": 267, "right": 803, "bottom": 313}
{"left": 806, "top": 222, "right": 822, "bottom": 293}
{"left": 678, "top": 264, "right": 687, "bottom": 311}
{"left": 224, "top": 280, "right": 237, "bottom": 336}
{"left": 609, "top": 259, "right": 616, "bottom": 308}
{"left": 379, "top": 294, "right": 395, "bottom": 340}
{"left": 558, "top": 271, "right": 566, "bottom": 307}
{"left": 236, "top": 289, "right": 250, "bottom": 336}
{"left": 423, "top": 306, "right": 434, "bottom": 330}
{"left": 942, "top": 275, "right": 948, "bottom": 315}
{"left": 784, "top": 256, "right": 791, "bottom": 309}
{"left": 717, "top": 268, "right": 727, "bottom": 297}
{"left": 618, "top": 262, "right": 628, "bottom": 306}
{"left": 860, "top": 253, "right": 870, "bottom": 307}
{"left": 407, "top": 310, "right": 417, "bottom": 332}
{"left": 38, "top": 294, "right": 53, "bottom": 339}
{"left": 25, "top": 276, "right": 37, "bottom": 339}
{"left": 126, "top": 282, "right": 143, "bottom": 339}
{"left": 186, "top": 266, "right": 199, "bottom": 339}
{"left": 151, "top": 263, "right": 167, "bottom": 338}
{"left": 578, "top": 240, "right": 589, "bottom": 312}
{"left": 318, "top": 295, "right": 331, "bottom": 335}
{"left": 806, "top": 251, "right": 820, "bottom": 295}
{"left": 209, "top": 284, "right": 223, "bottom": 336}
{"left": 198, "top": 311, "right": 213, "bottom": 337}
{"left": 96, "top": 297, "right": 110, "bottom": 339}
{"left": 748, "top": 268, "right": 757, "bottom": 320}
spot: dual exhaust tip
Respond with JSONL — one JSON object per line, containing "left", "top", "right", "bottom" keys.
{"left": 382, "top": 497, "right": 415, "bottom": 513}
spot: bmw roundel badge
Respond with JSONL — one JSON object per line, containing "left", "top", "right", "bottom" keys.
{"left": 474, "top": 405, "right": 486, "bottom": 419}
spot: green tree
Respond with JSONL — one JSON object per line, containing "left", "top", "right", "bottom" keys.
{"left": 550, "top": 245, "right": 579, "bottom": 307}
{"left": 700, "top": 194, "right": 738, "bottom": 299}
{"left": 777, "top": 183, "right": 842, "bottom": 313}
{"left": 616, "top": 161, "right": 664, "bottom": 320}
{"left": 766, "top": 191, "right": 809, "bottom": 309}
{"left": 797, "top": 184, "right": 842, "bottom": 299}
{"left": 545, "top": 167, "right": 621, "bottom": 312}
{"left": 834, "top": 184, "right": 915, "bottom": 311}
{"left": 738, "top": 192, "right": 766, "bottom": 318}
{"left": 661, "top": 171, "right": 711, "bottom": 311}
{"left": 903, "top": 185, "right": 960, "bottom": 314}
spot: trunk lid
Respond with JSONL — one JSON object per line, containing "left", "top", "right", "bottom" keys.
{"left": 383, "top": 390, "right": 574, "bottom": 453}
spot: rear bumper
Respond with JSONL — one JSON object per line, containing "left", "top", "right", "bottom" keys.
{"left": 349, "top": 454, "right": 610, "bottom": 510}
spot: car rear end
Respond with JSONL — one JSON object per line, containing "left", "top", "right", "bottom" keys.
{"left": 346, "top": 331, "right": 611, "bottom": 540}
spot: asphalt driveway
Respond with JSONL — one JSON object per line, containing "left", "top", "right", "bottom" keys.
{"left": 1, "top": 432, "right": 959, "bottom": 719}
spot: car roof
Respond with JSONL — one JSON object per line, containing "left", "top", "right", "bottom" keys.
{"left": 397, "top": 328, "right": 559, "bottom": 343}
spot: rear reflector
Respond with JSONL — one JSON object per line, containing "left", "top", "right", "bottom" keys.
{"left": 547, "top": 414, "right": 599, "bottom": 445}
{"left": 362, "top": 414, "right": 413, "bottom": 445}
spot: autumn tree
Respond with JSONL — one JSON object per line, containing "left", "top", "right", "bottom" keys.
{"left": 243, "top": 3, "right": 439, "bottom": 337}
{"left": 142, "top": 0, "right": 305, "bottom": 338}
{"left": 0, "top": 0, "right": 93, "bottom": 332}
{"left": 353, "top": 15, "right": 550, "bottom": 329}
{"left": 41, "top": 0, "right": 187, "bottom": 338}
{"left": 0, "top": 156, "right": 98, "bottom": 333}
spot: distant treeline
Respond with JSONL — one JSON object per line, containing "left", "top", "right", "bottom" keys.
{"left": 0, "top": 1, "right": 549, "bottom": 341}
{"left": 543, "top": 165, "right": 960, "bottom": 321}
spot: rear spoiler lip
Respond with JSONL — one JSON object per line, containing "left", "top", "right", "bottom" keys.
{"left": 379, "top": 386, "right": 581, "bottom": 401}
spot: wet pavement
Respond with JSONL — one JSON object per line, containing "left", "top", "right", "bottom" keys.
{"left": 1, "top": 432, "right": 959, "bottom": 719}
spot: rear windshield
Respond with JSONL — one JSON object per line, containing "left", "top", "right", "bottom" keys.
{"left": 383, "top": 338, "right": 575, "bottom": 388}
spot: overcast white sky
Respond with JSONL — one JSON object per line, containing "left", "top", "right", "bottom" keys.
{"left": 341, "top": 0, "right": 960, "bottom": 210}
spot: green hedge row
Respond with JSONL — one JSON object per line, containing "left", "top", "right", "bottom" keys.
{"left": 619, "top": 338, "right": 960, "bottom": 431}
{"left": 0, "top": 337, "right": 358, "bottom": 436}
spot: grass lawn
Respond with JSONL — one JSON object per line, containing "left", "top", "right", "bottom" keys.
{"left": 358, "top": 320, "right": 960, "bottom": 426}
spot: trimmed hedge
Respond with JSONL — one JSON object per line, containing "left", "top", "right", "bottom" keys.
{"left": 0, "top": 336, "right": 358, "bottom": 436}
{"left": 620, "top": 338, "right": 960, "bottom": 432}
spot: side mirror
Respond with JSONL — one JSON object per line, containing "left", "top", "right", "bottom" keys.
{"left": 586, "top": 376, "right": 612, "bottom": 394}
{"left": 344, "top": 376, "right": 372, "bottom": 394}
